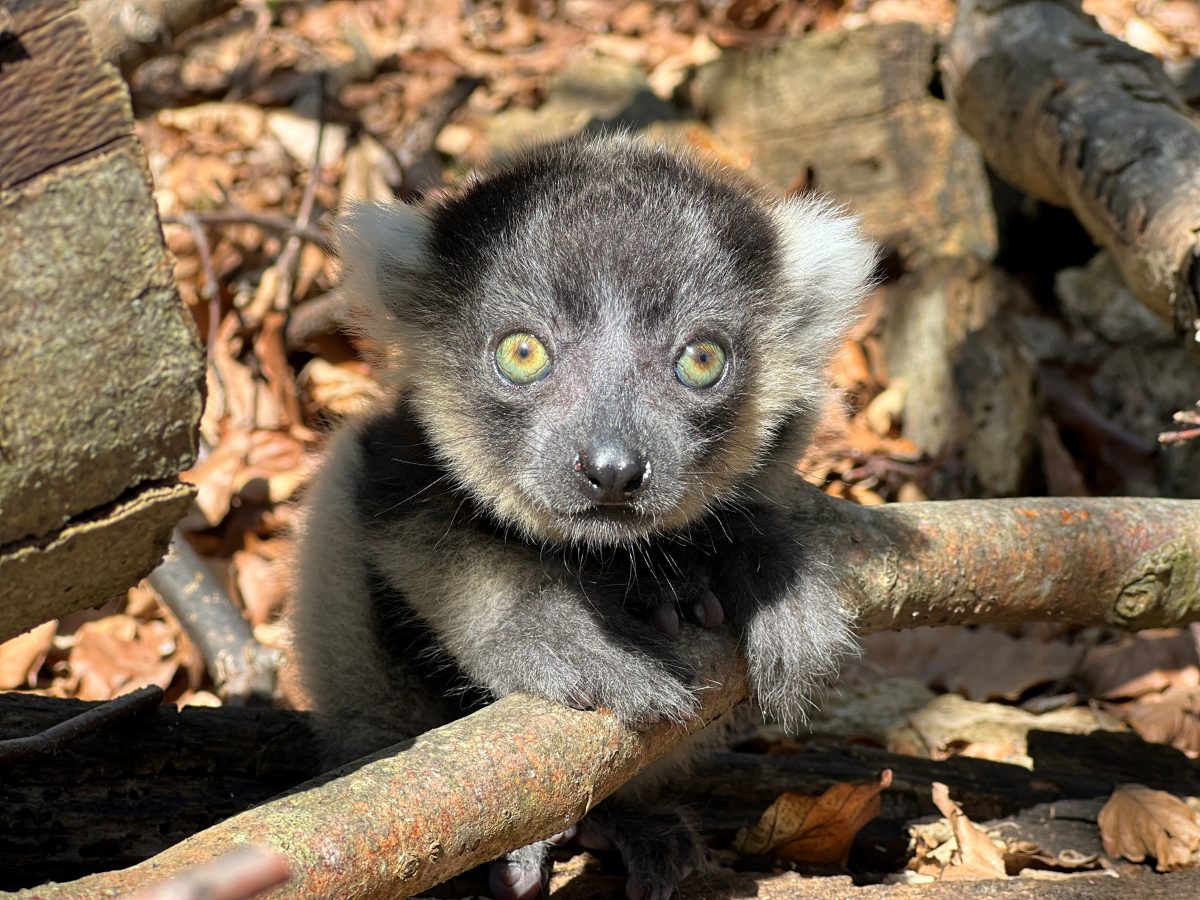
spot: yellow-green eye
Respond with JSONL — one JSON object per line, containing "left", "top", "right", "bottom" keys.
{"left": 496, "top": 332, "right": 552, "bottom": 384}
{"left": 675, "top": 341, "right": 726, "bottom": 388}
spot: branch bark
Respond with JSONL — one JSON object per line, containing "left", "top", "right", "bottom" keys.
{"left": 24, "top": 492, "right": 1200, "bottom": 899}
{"left": 942, "top": 0, "right": 1200, "bottom": 336}
{"left": 148, "top": 531, "right": 279, "bottom": 704}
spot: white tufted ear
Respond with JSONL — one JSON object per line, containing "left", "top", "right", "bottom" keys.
{"left": 337, "top": 201, "right": 433, "bottom": 326}
{"left": 772, "top": 195, "right": 880, "bottom": 355}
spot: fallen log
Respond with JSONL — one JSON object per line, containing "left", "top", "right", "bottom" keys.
{"left": 13, "top": 490, "right": 1200, "bottom": 898}
{"left": 943, "top": 0, "right": 1200, "bottom": 336}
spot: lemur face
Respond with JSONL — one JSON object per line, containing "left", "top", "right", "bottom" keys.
{"left": 339, "top": 137, "right": 877, "bottom": 547}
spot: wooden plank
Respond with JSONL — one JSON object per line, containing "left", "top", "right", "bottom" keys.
{"left": 0, "top": 0, "right": 131, "bottom": 189}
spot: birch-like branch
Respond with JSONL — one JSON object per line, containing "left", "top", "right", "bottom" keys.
{"left": 25, "top": 491, "right": 1200, "bottom": 899}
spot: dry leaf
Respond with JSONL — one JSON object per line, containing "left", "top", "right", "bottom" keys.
{"left": 733, "top": 770, "right": 891, "bottom": 866}
{"left": 1078, "top": 630, "right": 1199, "bottom": 700}
{"left": 0, "top": 621, "right": 57, "bottom": 689}
{"left": 929, "top": 782, "right": 1008, "bottom": 881}
{"left": 233, "top": 550, "right": 289, "bottom": 627}
{"left": 69, "top": 618, "right": 180, "bottom": 701}
{"left": 904, "top": 692, "right": 1121, "bottom": 766}
{"left": 1099, "top": 785, "right": 1200, "bottom": 871}
{"left": 1120, "top": 686, "right": 1200, "bottom": 758}
{"left": 861, "top": 626, "right": 1084, "bottom": 703}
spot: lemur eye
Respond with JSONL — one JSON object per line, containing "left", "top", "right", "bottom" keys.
{"left": 496, "top": 332, "right": 552, "bottom": 384}
{"left": 676, "top": 340, "right": 726, "bottom": 388}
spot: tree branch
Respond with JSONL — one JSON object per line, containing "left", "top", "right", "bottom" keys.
{"left": 943, "top": 0, "right": 1200, "bottom": 336}
{"left": 28, "top": 491, "right": 1200, "bottom": 898}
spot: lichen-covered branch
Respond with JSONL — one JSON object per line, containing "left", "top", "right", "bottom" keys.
{"left": 943, "top": 0, "right": 1200, "bottom": 335}
{"left": 822, "top": 491, "right": 1200, "bottom": 632}
{"left": 24, "top": 492, "right": 1200, "bottom": 899}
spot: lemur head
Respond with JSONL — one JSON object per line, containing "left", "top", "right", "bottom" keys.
{"left": 340, "top": 135, "right": 877, "bottom": 547}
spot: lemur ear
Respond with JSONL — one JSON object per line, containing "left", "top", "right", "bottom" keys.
{"left": 337, "top": 201, "right": 433, "bottom": 327}
{"left": 772, "top": 195, "right": 880, "bottom": 355}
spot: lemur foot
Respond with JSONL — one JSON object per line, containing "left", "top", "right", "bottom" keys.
{"left": 587, "top": 801, "right": 705, "bottom": 900}
{"left": 488, "top": 840, "right": 550, "bottom": 900}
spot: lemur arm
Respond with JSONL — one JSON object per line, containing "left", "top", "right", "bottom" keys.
{"left": 363, "top": 512, "right": 701, "bottom": 726}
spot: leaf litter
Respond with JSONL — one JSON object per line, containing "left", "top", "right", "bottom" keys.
{"left": 3, "top": 0, "right": 1200, "bottom": 893}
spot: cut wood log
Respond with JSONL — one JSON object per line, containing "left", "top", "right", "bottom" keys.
{"left": 13, "top": 490, "right": 1200, "bottom": 898}
{"left": 690, "top": 23, "right": 997, "bottom": 262}
{"left": 943, "top": 0, "right": 1200, "bottom": 336}
{"left": 0, "top": 0, "right": 203, "bottom": 641}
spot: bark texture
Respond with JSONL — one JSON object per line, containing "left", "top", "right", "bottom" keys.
{"left": 943, "top": 0, "right": 1200, "bottom": 335}
{"left": 16, "top": 492, "right": 1200, "bottom": 899}
{"left": 0, "top": 0, "right": 203, "bottom": 640}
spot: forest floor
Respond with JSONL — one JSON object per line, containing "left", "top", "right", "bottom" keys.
{"left": 5, "top": 0, "right": 1200, "bottom": 895}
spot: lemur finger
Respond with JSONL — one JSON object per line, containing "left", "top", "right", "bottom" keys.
{"left": 690, "top": 589, "right": 724, "bottom": 628}
{"left": 488, "top": 860, "right": 543, "bottom": 900}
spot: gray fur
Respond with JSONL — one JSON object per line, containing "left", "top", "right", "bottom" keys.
{"left": 291, "top": 134, "right": 878, "bottom": 897}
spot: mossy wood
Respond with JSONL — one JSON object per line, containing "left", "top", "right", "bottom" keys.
{"left": 0, "top": 0, "right": 203, "bottom": 641}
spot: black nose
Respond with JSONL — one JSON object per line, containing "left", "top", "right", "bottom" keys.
{"left": 575, "top": 445, "right": 649, "bottom": 504}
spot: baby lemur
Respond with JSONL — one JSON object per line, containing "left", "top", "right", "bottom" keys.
{"left": 292, "top": 134, "right": 878, "bottom": 900}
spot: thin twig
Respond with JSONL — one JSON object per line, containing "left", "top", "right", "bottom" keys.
{"left": 161, "top": 211, "right": 331, "bottom": 252}
{"left": 284, "top": 288, "right": 349, "bottom": 349}
{"left": 165, "top": 212, "right": 220, "bottom": 358}
{"left": 394, "top": 74, "right": 482, "bottom": 199}
{"left": 223, "top": 0, "right": 273, "bottom": 103}
{"left": 0, "top": 685, "right": 163, "bottom": 765}
{"left": 274, "top": 72, "right": 328, "bottom": 312}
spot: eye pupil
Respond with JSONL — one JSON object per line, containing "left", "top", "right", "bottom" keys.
{"left": 517, "top": 343, "right": 529, "bottom": 358}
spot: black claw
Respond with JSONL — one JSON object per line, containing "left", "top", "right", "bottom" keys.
{"left": 654, "top": 605, "right": 681, "bottom": 639}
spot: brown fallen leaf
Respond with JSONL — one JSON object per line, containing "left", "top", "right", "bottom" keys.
{"left": 1099, "top": 785, "right": 1200, "bottom": 872}
{"left": 733, "top": 770, "right": 891, "bottom": 866}
{"left": 1120, "top": 686, "right": 1200, "bottom": 758}
{"left": 860, "top": 626, "right": 1084, "bottom": 703}
{"left": 1077, "top": 630, "right": 1199, "bottom": 700}
{"left": 0, "top": 621, "right": 57, "bottom": 689}
{"left": 929, "top": 782, "right": 1008, "bottom": 881}
{"left": 69, "top": 617, "right": 180, "bottom": 702}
